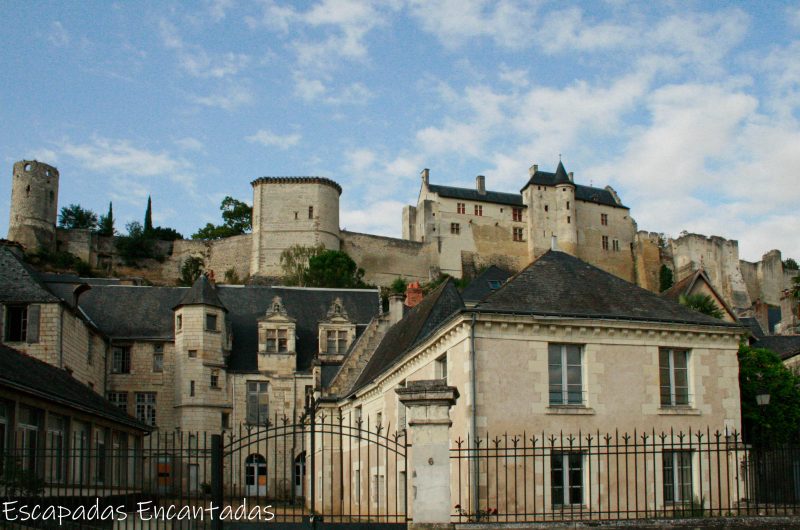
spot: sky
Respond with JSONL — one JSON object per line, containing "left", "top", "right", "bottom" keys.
{"left": 1, "top": 0, "right": 798, "bottom": 262}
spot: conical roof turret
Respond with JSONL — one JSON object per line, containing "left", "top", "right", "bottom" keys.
{"left": 173, "top": 274, "right": 227, "bottom": 311}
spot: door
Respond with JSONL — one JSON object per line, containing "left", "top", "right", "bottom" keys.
{"left": 245, "top": 454, "right": 267, "bottom": 496}
{"left": 294, "top": 451, "right": 306, "bottom": 498}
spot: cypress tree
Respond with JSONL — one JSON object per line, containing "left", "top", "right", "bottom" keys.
{"left": 144, "top": 195, "right": 153, "bottom": 235}
{"left": 97, "top": 201, "right": 114, "bottom": 236}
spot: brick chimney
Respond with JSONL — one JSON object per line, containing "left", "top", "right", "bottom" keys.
{"left": 476, "top": 175, "right": 486, "bottom": 195}
{"left": 405, "top": 281, "right": 424, "bottom": 308}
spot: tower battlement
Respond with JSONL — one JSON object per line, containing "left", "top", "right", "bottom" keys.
{"left": 8, "top": 160, "right": 60, "bottom": 252}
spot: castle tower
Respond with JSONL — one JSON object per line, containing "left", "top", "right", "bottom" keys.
{"left": 553, "top": 163, "right": 578, "bottom": 255}
{"left": 172, "top": 274, "right": 230, "bottom": 432}
{"left": 7, "top": 160, "right": 59, "bottom": 252}
{"left": 250, "top": 177, "right": 342, "bottom": 277}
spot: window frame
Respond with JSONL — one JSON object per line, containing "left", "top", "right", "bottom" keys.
{"left": 135, "top": 393, "right": 157, "bottom": 426}
{"left": 512, "top": 207, "right": 523, "bottom": 222}
{"left": 450, "top": 222, "right": 460, "bottom": 235}
{"left": 4, "top": 305, "right": 28, "bottom": 342}
{"left": 663, "top": 450, "right": 693, "bottom": 504}
{"left": 513, "top": 227, "right": 524, "bottom": 242}
{"left": 474, "top": 204, "right": 483, "bottom": 216}
{"left": 456, "top": 202, "right": 465, "bottom": 214}
{"left": 551, "top": 451, "right": 584, "bottom": 507}
{"left": 660, "top": 348, "right": 691, "bottom": 407}
{"left": 548, "top": 344, "right": 584, "bottom": 406}
{"left": 205, "top": 313, "right": 218, "bottom": 332}
{"left": 246, "top": 381, "right": 269, "bottom": 425}
{"left": 111, "top": 346, "right": 131, "bottom": 374}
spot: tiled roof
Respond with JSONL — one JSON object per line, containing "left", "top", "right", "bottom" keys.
{"left": 754, "top": 335, "right": 800, "bottom": 361}
{"left": 349, "top": 279, "right": 464, "bottom": 394}
{"left": 0, "top": 344, "right": 150, "bottom": 431}
{"left": 174, "top": 274, "right": 227, "bottom": 311}
{"left": 460, "top": 265, "right": 513, "bottom": 304}
{"left": 659, "top": 269, "right": 736, "bottom": 320}
{"left": 476, "top": 251, "right": 740, "bottom": 327}
{"left": 740, "top": 317, "right": 765, "bottom": 339}
{"left": 0, "top": 247, "right": 60, "bottom": 303}
{"left": 522, "top": 166, "right": 626, "bottom": 209}
{"left": 427, "top": 184, "right": 524, "bottom": 206}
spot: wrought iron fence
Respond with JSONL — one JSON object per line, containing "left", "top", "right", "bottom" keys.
{"left": 451, "top": 428, "right": 800, "bottom": 524}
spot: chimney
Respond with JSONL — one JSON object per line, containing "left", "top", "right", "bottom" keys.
{"left": 476, "top": 175, "right": 486, "bottom": 195}
{"left": 388, "top": 293, "right": 405, "bottom": 324}
{"left": 551, "top": 235, "right": 559, "bottom": 251}
{"left": 405, "top": 281, "right": 424, "bottom": 308}
{"left": 568, "top": 172, "right": 574, "bottom": 183}
{"left": 421, "top": 168, "right": 430, "bottom": 186}
{"left": 528, "top": 164, "right": 539, "bottom": 177}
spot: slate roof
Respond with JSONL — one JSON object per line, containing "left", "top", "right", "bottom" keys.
{"left": 174, "top": 274, "right": 227, "bottom": 311}
{"left": 740, "top": 317, "right": 765, "bottom": 339}
{"left": 754, "top": 335, "right": 800, "bottom": 361}
{"left": 349, "top": 280, "right": 465, "bottom": 394}
{"left": 522, "top": 165, "right": 626, "bottom": 209}
{"left": 476, "top": 251, "right": 741, "bottom": 327}
{"left": 0, "top": 344, "right": 150, "bottom": 431}
{"left": 0, "top": 247, "right": 60, "bottom": 303}
{"left": 460, "top": 265, "right": 513, "bottom": 304}
{"left": 427, "top": 184, "right": 524, "bottom": 206}
{"left": 659, "top": 269, "right": 736, "bottom": 320}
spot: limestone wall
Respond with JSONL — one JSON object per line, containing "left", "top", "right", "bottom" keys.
{"left": 7, "top": 160, "right": 59, "bottom": 252}
{"left": 340, "top": 231, "right": 435, "bottom": 286}
{"left": 575, "top": 200, "right": 636, "bottom": 282}
{"left": 634, "top": 231, "right": 664, "bottom": 292}
{"left": 164, "top": 235, "right": 252, "bottom": 284}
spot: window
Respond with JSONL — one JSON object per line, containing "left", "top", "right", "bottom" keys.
{"left": 602, "top": 235, "right": 609, "bottom": 250}
{"left": 513, "top": 227, "right": 524, "bottom": 241}
{"left": 176, "top": 314, "right": 182, "bottom": 331}
{"left": 355, "top": 405, "right": 362, "bottom": 422}
{"left": 107, "top": 392, "right": 128, "bottom": 412}
{"left": 266, "top": 329, "right": 289, "bottom": 352}
{"left": 111, "top": 347, "right": 131, "bottom": 374}
{"left": 567, "top": 216, "right": 571, "bottom": 224}
{"left": 47, "top": 415, "right": 66, "bottom": 483}
{"left": 206, "top": 313, "right": 217, "bottom": 331}
{"left": 153, "top": 344, "right": 164, "bottom": 373}
{"left": 663, "top": 451, "right": 693, "bottom": 503}
{"left": 247, "top": 381, "right": 269, "bottom": 425}
{"left": 87, "top": 339, "right": 94, "bottom": 365}
{"left": 487, "top": 280, "right": 502, "bottom": 290}
{"left": 4, "top": 305, "right": 27, "bottom": 342}
{"left": 190, "top": 381, "right": 195, "bottom": 397}
{"left": 566, "top": 201, "right": 570, "bottom": 209}
{"left": 398, "top": 401, "right": 406, "bottom": 431}
{"left": 135, "top": 393, "right": 157, "bottom": 426}
{"left": 512, "top": 207, "right": 523, "bottom": 222}
{"left": 211, "top": 370, "right": 219, "bottom": 388}
{"left": 601, "top": 213, "right": 608, "bottom": 226}
{"left": 372, "top": 473, "right": 386, "bottom": 506}
{"left": 457, "top": 202, "right": 465, "bottom": 214}
{"left": 551, "top": 452, "right": 583, "bottom": 506}
{"left": 221, "top": 412, "right": 231, "bottom": 430}
{"left": 612, "top": 239, "right": 620, "bottom": 252}
{"left": 544, "top": 205, "right": 549, "bottom": 212}
{"left": 450, "top": 223, "right": 460, "bottom": 235}
{"left": 474, "top": 204, "right": 483, "bottom": 216}
{"left": 435, "top": 354, "right": 447, "bottom": 383}
{"left": 95, "top": 429, "right": 106, "bottom": 484}
{"left": 376, "top": 411, "right": 383, "bottom": 427}
{"left": 660, "top": 349, "right": 690, "bottom": 406}
{"left": 326, "top": 330, "right": 348, "bottom": 353}
{"left": 188, "top": 349, "right": 197, "bottom": 358}
{"left": 308, "top": 206, "right": 314, "bottom": 219}
{"left": 548, "top": 344, "right": 583, "bottom": 405}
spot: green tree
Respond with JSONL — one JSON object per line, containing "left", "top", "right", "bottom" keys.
{"left": 739, "top": 344, "right": 800, "bottom": 446}
{"left": 304, "top": 250, "right": 366, "bottom": 288}
{"left": 179, "top": 256, "right": 204, "bottom": 286}
{"left": 149, "top": 226, "right": 183, "bottom": 241}
{"left": 678, "top": 293, "right": 724, "bottom": 319}
{"left": 192, "top": 196, "right": 252, "bottom": 240}
{"left": 96, "top": 202, "right": 115, "bottom": 236}
{"left": 390, "top": 277, "right": 408, "bottom": 294}
{"left": 280, "top": 244, "right": 325, "bottom": 286}
{"left": 59, "top": 204, "right": 98, "bottom": 230}
{"left": 792, "top": 275, "right": 800, "bottom": 301}
{"left": 144, "top": 195, "right": 154, "bottom": 235}
{"left": 783, "top": 258, "right": 799, "bottom": 270}
{"left": 115, "top": 221, "right": 158, "bottom": 265}
{"left": 659, "top": 264, "right": 674, "bottom": 292}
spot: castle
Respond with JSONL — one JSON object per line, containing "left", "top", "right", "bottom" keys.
{"left": 6, "top": 158, "right": 799, "bottom": 333}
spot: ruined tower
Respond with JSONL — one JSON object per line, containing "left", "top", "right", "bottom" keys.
{"left": 7, "top": 160, "right": 59, "bottom": 252}
{"left": 249, "top": 177, "right": 342, "bottom": 277}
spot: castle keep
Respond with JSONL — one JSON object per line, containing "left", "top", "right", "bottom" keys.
{"left": 5, "top": 158, "right": 799, "bottom": 331}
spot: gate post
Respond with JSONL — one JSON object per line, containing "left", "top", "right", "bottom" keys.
{"left": 211, "top": 434, "right": 224, "bottom": 530}
{"left": 397, "top": 380, "right": 459, "bottom": 530}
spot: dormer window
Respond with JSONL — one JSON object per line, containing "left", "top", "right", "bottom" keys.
{"left": 319, "top": 297, "right": 355, "bottom": 355}
{"left": 326, "top": 330, "right": 348, "bottom": 354}
{"left": 266, "top": 329, "right": 288, "bottom": 353}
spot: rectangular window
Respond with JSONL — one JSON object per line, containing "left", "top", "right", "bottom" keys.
{"left": 450, "top": 222, "right": 460, "bottom": 235}
{"left": 188, "top": 349, "right": 197, "bottom": 358}
{"left": 474, "top": 204, "right": 483, "bottom": 216}
{"left": 135, "top": 393, "right": 156, "bottom": 426}
{"left": 551, "top": 452, "right": 583, "bottom": 506}
{"left": 513, "top": 227, "right": 524, "bottom": 241}
{"left": 601, "top": 213, "right": 608, "bottom": 226}
{"left": 4, "top": 305, "right": 27, "bottom": 342}
{"left": 548, "top": 344, "right": 583, "bottom": 405}
{"left": 211, "top": 370, "right": 219, "bottom": 388}
{"left": 247, "top": 381, "right": 269, "bottom": 425}
{"left": 602, "top": 235, "right": 609, "bottom": 250}
{"left": 153, "top": 344, "right": 164, "bottom": 372}
{"left": 567, "top": 216, "right": 571, "bottom": 224}
{"left": 190, "top": 381, "right": 195, "bottom": 397}
{"left": 308, "top": 206, "right": 314, "bottom": 219}
{"left": 176, "top": 314, "right": 182, "bottom": 331}
{"left": 435, "top": 354, "right": 447, "bottom": 383}
{"left": 221, "top": 412, "right": 231, "bottom": 430}
{"left": 398, "top": 400, "right": 406, "bottom": 431}
{"left": 544, "top": 204, "right": 549, "bottom": 212}
{"left": 278, "top": 329, "right": 288, "bottom": 352}
{"left": 372, "top": 473, "right": 386, "bottom": 505}
{"left": 457, "top": 202, "right": 465, "bottom": 214}
{"left": 206, "top": 313, "right": 217, "bottom": 331}
{"left": 566, "top": 201, "right": 570, "bottom": 210}
{"left": 660, "top": 349, "right": 690, "bottom": 406}
{"left": 612, "top": 239, "right": 620, "bottom": 252}
{"left": 326, "top": 330, "right": 348, "bottom": 353}
{"left": 512, "top": 207, "right": 523, "bottom": 222}
{"left": 107, "top": 392, "right": 128, "bottom": 412}
{"left": 87, "top": 339, "right": 94, "bottom": 365}
{"left": 663, "top": 451, "right": 693, "bottom": 503}
{"left": 266, "top": 329, "right": 289, "bottom": 353}
{"left": 111, "top": 347, "right": 131, "bottom": 374}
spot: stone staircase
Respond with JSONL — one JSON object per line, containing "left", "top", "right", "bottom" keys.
{"left": 325, "top": 314, "right": 391, "bottom": 398}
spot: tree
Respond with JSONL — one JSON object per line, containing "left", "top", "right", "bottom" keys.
{"left": 144, "top": 195, "right": 153, "bottom": 235}
{"left": 179, "top": 256, "right": 204, "bottom": 286}
{"left": 149, "top": 226, "right": 183, "bottom": 241}
{"left": 390, "top": 277, "right": 408, "bottom": 294}
{"left": 115, "top": 221, "right": 158, "bottom": 265}
{"left": 59, "top": 204, "right": 98, "bottom": 230}
{"left": 192, "top": 196, "right": 252, "bottom": 240}
{"left": 304, "top": 250, "right": 366, "bottom": 288}
{"left": 792, "top": 275, "right": 800, "bottom": 301}
{"left": 784, "top": 258, "right": 799, "bottom": 270}
{"left": 280, "top": 244, "right": 325, "bottom": 286}
{"left": 96, "top": 202, "right": 115, "bottom": 236}
{"left": 659, "top": 264, "right": 673, "bottom": 292}
{"left": 738, "top": 344, "right": 800, "bottom": 445}
{"left": 678, "top": 293, "right": 724, "bottom": 319}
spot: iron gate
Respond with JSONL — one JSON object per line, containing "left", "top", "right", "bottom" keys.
{"left": 214, "top": 411, "right": 408, "bottom": 529}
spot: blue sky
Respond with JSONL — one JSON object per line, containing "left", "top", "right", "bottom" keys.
{"left": 1, "top": 0, "right": 798, "bottom": 261}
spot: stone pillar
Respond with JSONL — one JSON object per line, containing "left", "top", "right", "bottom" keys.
{"left": 396, "top": 380, "right": 459, "bottom": 529}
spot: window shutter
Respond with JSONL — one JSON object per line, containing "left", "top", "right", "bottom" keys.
{"left": 26, "top": 304, "right": 41, "bottom": 343}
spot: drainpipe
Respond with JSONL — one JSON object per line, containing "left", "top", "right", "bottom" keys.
{"left": 469, "top": 312, "right": 478, "bottom": 516}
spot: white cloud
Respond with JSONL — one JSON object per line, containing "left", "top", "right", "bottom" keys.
{"left": 538, "top": 7, "right": 635, "bottom": 53}
{"left": 207, "top": 0, "right": 235, "bottom": 22}
{"left": 174, "top": 137, "right": 205, "bottom": 152}
{"left": 190, "top": 85, "right": 254, "bottom": 110}
{"left": 245, "top": 129, "right": 302, "bottom": 150}
{"left": 60, "top": 137, "right": 188, "bottom": 177}
{"left": 48, "top": 21, "right": 70, "bottom": 47}
{"left": 340, "top": 199, "right": 407, "bottom": 237}
{"left": 159, "top": 19, "right": 250, "bottom": 78}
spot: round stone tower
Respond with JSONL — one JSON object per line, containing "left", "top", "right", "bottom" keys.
{"left": 249, "top": 177, "right": 342, "bottom": 277}
{"left": 7, "top": 160, "right": 60, "bottom": 252}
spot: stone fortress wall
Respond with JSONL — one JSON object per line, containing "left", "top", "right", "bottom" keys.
{"left": 5, "top": 160, "right": 797, "bottom": 329}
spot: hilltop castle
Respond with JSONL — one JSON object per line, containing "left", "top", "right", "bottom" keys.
{"left": 6, "top": 159, "right": 799, "bottom": 333}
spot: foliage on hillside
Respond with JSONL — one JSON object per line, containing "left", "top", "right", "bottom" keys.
{"left": 192, "top": 196, "right": 252, "bottom": 240}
